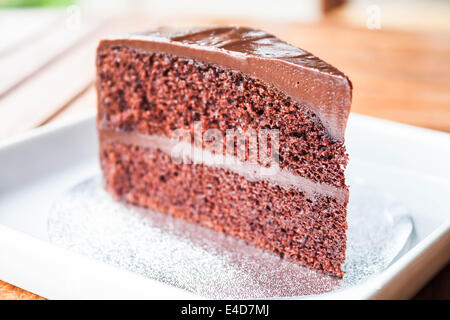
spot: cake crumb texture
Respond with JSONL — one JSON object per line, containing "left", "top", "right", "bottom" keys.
{"left": 97, "top": 48, "right": 348, "bottom": 188}
{"left": 101, "top": 143, "right": 347, "bottom": 277}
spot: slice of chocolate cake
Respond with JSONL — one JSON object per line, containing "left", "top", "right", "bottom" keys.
{"left": 96, "top": 26, "right": 352, "bottom": 277}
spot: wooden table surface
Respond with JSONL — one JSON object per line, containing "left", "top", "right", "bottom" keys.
{"left": 0, "top": 8, "right": 449, "bottom": 299}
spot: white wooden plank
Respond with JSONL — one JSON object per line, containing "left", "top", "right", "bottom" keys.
{"left": 0, "top": 13, "right": 104, "bottom": 97}
{"left": 0, "top": 9, "right": 65, "bottom": 56}
{"left": 0, "top": 37, "right": 97, "bottom": 140}
{"left": 45, "top": 84, "right": 96, "bottom": 123}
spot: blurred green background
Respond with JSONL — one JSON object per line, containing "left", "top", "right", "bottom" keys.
{"left": 0, "top": 0, "right": 74, "bottom": 8}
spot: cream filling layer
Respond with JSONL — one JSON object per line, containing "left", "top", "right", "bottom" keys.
{"left": 100, "top": 129, "right": 348, "bottom": 204}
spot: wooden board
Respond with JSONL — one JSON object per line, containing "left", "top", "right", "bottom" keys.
{"left": 0, "top": 9, "right": 449, "bottom": 300}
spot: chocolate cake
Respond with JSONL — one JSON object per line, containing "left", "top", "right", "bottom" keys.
{"left": 96, "top": 26, "right": 352, "bottom": 277}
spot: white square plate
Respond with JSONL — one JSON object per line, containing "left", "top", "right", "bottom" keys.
{"left": 0, "top": 112, "right": 449, "bottom": 299}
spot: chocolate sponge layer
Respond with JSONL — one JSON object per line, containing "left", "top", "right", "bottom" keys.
{"left": 97, "top": 48, "right": 348, "bottom": 188}
{"left": 100, "top": 142, "right": 347, "bottom": 277}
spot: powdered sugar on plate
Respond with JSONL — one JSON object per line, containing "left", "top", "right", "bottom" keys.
{"left": 47, "top": 175, "right": 413, "bottom": 298}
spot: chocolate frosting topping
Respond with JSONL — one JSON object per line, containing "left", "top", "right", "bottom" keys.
{"left": 99, "top": 26, "right": 352, "bottom": 141}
